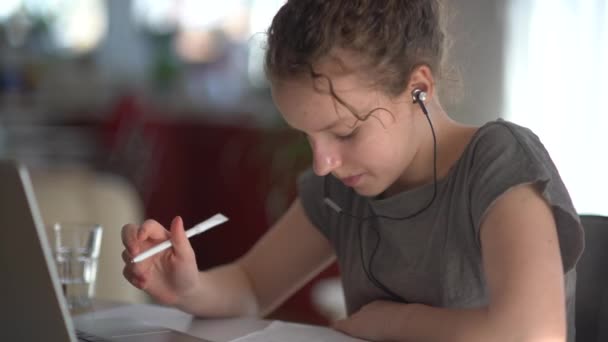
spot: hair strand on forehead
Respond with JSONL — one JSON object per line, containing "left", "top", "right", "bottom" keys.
{"left": 309, "top": 64, "right": 394, "bottom": 128}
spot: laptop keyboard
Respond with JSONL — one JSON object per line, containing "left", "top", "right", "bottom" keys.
{"left": 76, "top": 329, "right": 111, "bottom": 342}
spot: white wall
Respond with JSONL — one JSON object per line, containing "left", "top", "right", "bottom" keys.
{"left": 444, "top": 0, "right": 507, "bottom": 125}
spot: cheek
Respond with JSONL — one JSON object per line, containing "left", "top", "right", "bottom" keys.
{"left": 367, "top": 130, "right": 415, "bottom": 175}
{"left": 349, "top": 134, "right": 396, "bottom": 169}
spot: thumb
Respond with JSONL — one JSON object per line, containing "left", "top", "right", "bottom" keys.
{"left": 169, "top": 216, "right": 193, "bottom": 258}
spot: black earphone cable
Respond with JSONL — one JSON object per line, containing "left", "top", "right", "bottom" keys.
{"left": 358, "top": 212, "right": 406, "bottom": 302}
{"left": 363, "top": 105, "right": 437, "bottom": 303}
{"left": 324, "top": 90, "right": 438, "bottom": 302}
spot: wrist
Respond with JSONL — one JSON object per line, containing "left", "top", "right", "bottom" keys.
{"left": 173, "top": 273, "right": 204, "bottom": 311}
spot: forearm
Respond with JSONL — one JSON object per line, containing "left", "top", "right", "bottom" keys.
{"left": 174, "top": 263, "right": 260, "bottom": 318}
{"left": 384, "top": 304, "right": 494, "bottom": 342}
{"left": 383, "top": 303, "right": 564, "bottom": 342}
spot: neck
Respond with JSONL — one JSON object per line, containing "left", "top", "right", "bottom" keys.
{"left": 385, "top": 101, "right": 473, "bottom": 197}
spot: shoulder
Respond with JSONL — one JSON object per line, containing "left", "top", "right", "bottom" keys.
{"left": 468, "top": 119, "right": 546, "bottom": 166}
{"left": 462, "top": 119, "right": 559, "bottom": 187}
{"left": 297, "top": 169, "right": 325, "bottom": 221}
{"left": 464, "top": 119, "right": 557, "bottom": 200}
{"left": 297, "top": 167, "right": 359, "bottom": 231}
{"left": 298, "top": 168, "right": 352, "bottom": 207}
{"left": 464, "top": 120, "right": 583, "bottom": 272}
{"left": 297, "top": 169, "right": 351, "bottom": 238}
{"left": 298, "top": 168, "right": 322, "bottom": 192}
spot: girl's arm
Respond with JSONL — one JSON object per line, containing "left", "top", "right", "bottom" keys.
{"left": 334, "top": 183, "right": 567, "bottom": 342}
{"left": 176, "top": 198, "right": 336, "bottom": 318}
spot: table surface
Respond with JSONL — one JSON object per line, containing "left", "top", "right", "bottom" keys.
{"left": 73, "top": 301, "right": 362, "bottom": 342}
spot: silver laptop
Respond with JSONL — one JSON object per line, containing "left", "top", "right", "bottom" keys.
{"left": 0, "top": 160, "right": 210, "bottom": 342}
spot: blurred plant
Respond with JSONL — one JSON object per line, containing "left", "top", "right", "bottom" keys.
{"left": 146, "top": 31, "right": 180, "bottom": 91}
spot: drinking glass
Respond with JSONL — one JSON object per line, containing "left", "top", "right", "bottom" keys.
{"left": 51, "top": 223, "right": 103, "bottom": 310}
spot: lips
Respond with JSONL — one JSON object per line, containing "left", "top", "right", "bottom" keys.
{"left": 340, "top": 174, "right": 363, "bottom": 187}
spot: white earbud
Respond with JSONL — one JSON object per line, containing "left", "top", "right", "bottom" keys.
{"left": 411, "top": 88, "right": 429, "bottom": 116}
{"left": 412, "top": 88, "right": 427, "bottom": 103}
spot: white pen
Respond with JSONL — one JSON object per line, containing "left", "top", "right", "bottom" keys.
{"left": 131, "top": 213, "right": 229, "bottom": 263}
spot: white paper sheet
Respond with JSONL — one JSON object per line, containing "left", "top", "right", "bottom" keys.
{"left": 230, "top": 321, "right": 366, "bottom": 342}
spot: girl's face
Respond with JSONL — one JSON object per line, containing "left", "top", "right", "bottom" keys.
{"left": 271, "top": 66, "right": 424, "bottom": 197}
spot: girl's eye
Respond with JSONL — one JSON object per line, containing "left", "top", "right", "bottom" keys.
{"left": 335, "top": 127, "right": 359, "bottom": 141}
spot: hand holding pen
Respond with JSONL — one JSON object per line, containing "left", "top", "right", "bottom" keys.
{"left": 120, "top": 214, "right": 228, "bottom": 305}
{"left": 132, "top": 214, "right": 228, "bottom": 263}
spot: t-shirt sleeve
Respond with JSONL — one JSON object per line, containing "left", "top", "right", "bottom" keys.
{"left": 468, "top": 122, "right": 584, "bottom": 272}
{"left": 297, "top": 168, "right": 333, "bottom": 241}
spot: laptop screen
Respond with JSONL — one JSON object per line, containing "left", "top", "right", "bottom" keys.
{"left": 0, "top": 160, "right": 77, "bottom": 342}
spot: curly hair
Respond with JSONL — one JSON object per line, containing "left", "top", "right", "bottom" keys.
{"left": 265, "top": 0, "right": 448, "bottom": 102}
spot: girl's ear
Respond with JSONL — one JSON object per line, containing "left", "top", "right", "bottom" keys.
{"left": 406, "top": 65, "right": 435, "bottom": 102}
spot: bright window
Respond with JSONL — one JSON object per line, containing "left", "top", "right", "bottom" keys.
{"left": 132, "top": 0, "right": 285, "bottom": 87}
{"left": 505, "top": 0, "right": 608, "bottom": 216}
{"left": 0, "top": 0, "right": 107, "bottom": 54}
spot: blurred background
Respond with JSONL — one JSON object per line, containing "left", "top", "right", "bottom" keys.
{"left": 0, "top": 0, "right": 606, "bottom": 325}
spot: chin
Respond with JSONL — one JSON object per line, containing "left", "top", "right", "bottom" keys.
{"left": 353, "top": 183, "right": 384, "bottom": 198}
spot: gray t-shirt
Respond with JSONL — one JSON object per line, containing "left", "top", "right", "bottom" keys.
{"left": 298, "top": 119, "right": 584, "bottom": 341}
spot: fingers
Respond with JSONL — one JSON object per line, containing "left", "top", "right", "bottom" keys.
{"left": 121, "top": 219, "right": 170, "bottom": 256}
{"left": 121, "top": 239, "right": 152, "bottom": 282}
{"left": 169, "top": 216, "right": 194, "bottom": 259}
{"left": 121, "top": 221, "right": 157, "bottom": 289}
{"left": 137, "top": 219, "right": 170, "bottom": 242}
{"left": 122, "top": 253, "right": 152, "bottom": 289}
{"left": 123, "top": 266, "right": 148, "bottom": 290}
{"left": 123, "top": 266, "right": 139, "bottom": 288}
{"left": 121, "top": 249, "right": 130, "bottom": 263}
{"left": 121, "top": 217, "right": 189, "bottom": 292}
{"left": 121, "top": 223, "right": 140, "bottom": 255}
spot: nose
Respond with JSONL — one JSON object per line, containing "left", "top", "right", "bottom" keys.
{"left": 311, "top": 140, "right": 341, "bottom": 176}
